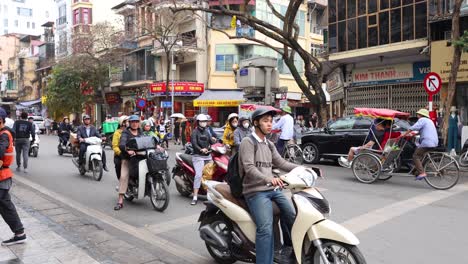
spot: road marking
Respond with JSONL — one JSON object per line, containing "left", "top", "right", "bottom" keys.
{"left": 145, "top": 214, "right": 200, "bottom": 235}
{"left": 341, "top": 182, "right": 468, "bottom": 234}
{"left": 13, "top": 175, "right": 210, "bottom": 264}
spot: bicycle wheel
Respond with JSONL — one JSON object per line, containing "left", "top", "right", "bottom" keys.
{"left": 423, "top": 153, "right": 460, "bottom": 190}
{"left": 283, "top": 144, "right": 304, "bottom": 165}
{"left": 352, "top": 153, "right": 382, "bottom": 184}
{"left": 458, "top": 151, "right": 468, "bottom": 167}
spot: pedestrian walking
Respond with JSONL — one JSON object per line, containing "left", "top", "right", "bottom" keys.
{"left": 51, "top": 119, "right": 58, "bottom": 135}
{"left": 44, "top": 117, "right": 52, "bottom": 135}
{"left": 4, "top": 111, "right": 14, "bottom": 129}
{"left": 174, "top": 118, "right": 181, "bottom": 145}
{"left": 0, "top": 107, "right": 27, "bottom": 246}
{"left": 12, "top": 112, "right": 35, "bottom": 173}
{"left": 180, "top": 118, "right": 187, "bottom": 149}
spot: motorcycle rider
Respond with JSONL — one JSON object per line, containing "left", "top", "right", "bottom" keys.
{"left": 222, "top": 113, "right": 238, "bottom": 154}
{"left": 205, "top": 115, "right": 218, "bottom": 143}
{"left": 115, "top": 115, "right": 142, "bottom": 210}
{"left": 234, "top": 116, "right": 251, "bottom": 151}
{"left": 239, "top": 107, "right": 297, "bottom": 264}
{"left": 13, "top": 112, "right": 35, "bottom": 173}
{"left": 58, "top": 117, "right": 72, "bottom": 147}
{"left": 190, "top": 114, "right": 215, "bottom": 205}
{"left": 112, "top": 115, "right": 128, "bottom": 180}
{"left": 272, "top": 106, "right": 294, "bottom": 155}
{"left": 77, "top": 115, "right": 108, "bottom": 172}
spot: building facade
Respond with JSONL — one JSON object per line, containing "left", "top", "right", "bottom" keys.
{"left": 0, "top": 0, "right": 55, "bottom": 36}
{"left": 324, "top": 0, "right": 434, "bottom": 116}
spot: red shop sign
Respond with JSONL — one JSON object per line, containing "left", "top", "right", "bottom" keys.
{"left": 149, "top": 82, "right": 204, "bottom": 95}
{"left": 105, "top": 93, "right": 120, "bottom": 104}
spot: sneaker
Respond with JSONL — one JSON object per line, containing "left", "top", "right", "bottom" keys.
{"left": 16, "top": 167, "right": 21, "bottom": 172}
{"left": 190, "top": 199, "right": 198, "bottom": 205}
{"left": 339, "top": 157, "right": 351, "bottom": 168}
{"left": 103, "top": 166, "right": 109, "bottom": 172}
{"left": 23, "top": 168, "right": 28, "bottom": 173}
{"left": 1, "top": 234, "right": 27, "bottom": 246}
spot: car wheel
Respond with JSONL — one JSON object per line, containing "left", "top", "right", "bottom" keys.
{"left": 302, "top": 143, "right": 320, "bottom": 164}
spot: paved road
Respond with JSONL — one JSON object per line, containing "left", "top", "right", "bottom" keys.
{"left": 15, "top": 135, "right": 468, "bottom": 263}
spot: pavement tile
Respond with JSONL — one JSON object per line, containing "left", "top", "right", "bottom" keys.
{"left": 20, "top": 253, "right": 61, "bottom": 264}
{"left": 0, "top": 247, "right": 18, "bottom": 262}
{"left": 83, "top": 230, "right": 113, "bottom": 244}
{"left": 39, "top": 207, "right": 70, "bottom": 216}
{"left": 94, "top": 239, "right": 135, "bottom": 255}
{"left": 0, "top": 258, "right": 21, "bottom": 264}
{"left": 7, "top": 240, "right": 45, "bottom": 258}
{"left": 52, "top": 246, "right": 99, "bottom": 264}
{"left": 49, "top": 213, "right": 80, "bottom": 223}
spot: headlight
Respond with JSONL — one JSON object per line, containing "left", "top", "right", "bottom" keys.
{"left": 217, "top": 146, "right": 227, "bottom": 155}
{"left": 297, "top": 168, "right": 317, "bottom": 187}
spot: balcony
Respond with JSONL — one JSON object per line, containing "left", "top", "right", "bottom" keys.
{"left": 56, "top": 16, "right": 67, "bottom": 26}
{"left": 122, "top": 69, "right": 155, "bottom": 83}
{"left": 308, "top": 0, "right": 327, "bottom": 8}
{"left": 110, "top": 72, "right": 123, "bottom": 83}
{"left": 209, "top": 0, "right": 255, "bottom": 6}
{"left": 152, "top": 36, "right": 199, "bottom": 55}
{"left": 428, "top": 0, "right": 468, "bottom": 22}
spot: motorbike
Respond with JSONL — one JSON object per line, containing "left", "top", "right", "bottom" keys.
{"left": 72, "top": 137, "right": 104, "bottom": 181}
{"left": 173, "top": 142, "right": 229, "bottom": 197}
{"left": 28, "top": 134, "right": 40, "bottom": 157}
{"left": 123, "top": 136, "right": 170, "bottom": 212}
{"left": 199, "top": 167, "right": 366, "bottom": 264}
{"left": 57, "top": 131, "right": 74, "bottom": 156}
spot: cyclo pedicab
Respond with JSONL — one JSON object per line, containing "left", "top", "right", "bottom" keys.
{"left": 348, "top": 108, "right": 460, "bottom": 190}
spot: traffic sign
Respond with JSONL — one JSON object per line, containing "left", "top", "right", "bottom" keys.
{"left": 423, "top": 72, "right": 442, "bottom": 96}
{"left": 161, "top": 101, "right": 172, "bottom": 108}
{"left": 136, "top": 98, "right": 147, "bottom": 110}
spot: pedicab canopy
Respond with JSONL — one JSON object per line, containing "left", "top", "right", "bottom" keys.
{"left": 354, "top": 108, "right": 410, "bottom": 120}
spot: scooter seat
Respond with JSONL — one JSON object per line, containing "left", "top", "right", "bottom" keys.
{"left": 214, "top": 184, "right": 280, "bottom": 216}
{"left": 180, "top": 154, "right": 193, "bottom": 168}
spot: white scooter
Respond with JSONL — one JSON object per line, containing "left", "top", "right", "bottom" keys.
{"left": 72, "top": 137, "right": 104, "bottom": 181}
{"left": 28, "top": 134, "right": 40, "bottom": 157}
{"left": 199, "top": 167, "right": 366, "bottom": 264}
{"left": 123, "top": 136, "right": 170, "bottom": 212}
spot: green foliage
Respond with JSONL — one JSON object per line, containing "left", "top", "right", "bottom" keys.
{"left": 453, "top": 30, "right": 468, "bottom": 52}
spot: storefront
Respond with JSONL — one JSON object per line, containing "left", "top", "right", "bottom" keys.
{"left": 149, "top": 81, "right": 204, "bottom": 118}
{"left": 326, "top": 68, "right": 345, "bottom": 117}
{"left": 345, "top": 61, "right": 435, "bottom": 115}
{"left": 193, "top": 89, "right": 244, "bottom": 126}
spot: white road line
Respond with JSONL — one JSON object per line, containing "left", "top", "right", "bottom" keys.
{"left": 145, "top": 214, "right": 200, "bottom": 235}
{"left": 341, "top": 182, "right": 468, "bottom": 234}
{"left": 13, "top": 175, "right": 210, "bottom": 264}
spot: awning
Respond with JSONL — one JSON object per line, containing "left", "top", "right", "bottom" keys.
{"left": 18, "top": 98, "right": 42, "bottom": 107}
{"left": 193, "top": 89, "right": 244, "bottom": 107}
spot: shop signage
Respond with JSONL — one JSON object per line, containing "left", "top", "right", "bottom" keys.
{"left": 161, "top": 101, "right": 172, "bottom": 108}
{"left": 352, "top": 61, "right": 430, "bottom": 86}
{"left": 193, "top": 99, "right": 244, "bottom": 107}
{"left": 105, "top": 93, "right": 120, "bottom": 104}
{"left": 326, "top": 68, "right": 345, "bottom": 101}
{"left": 240, "top": 68, "right": 248, "bottom": 76}
{"left": 431, "top": 40, "right": 468, "bottom": 82}
{"left": 149, "top": 82, "right": 205, "bottom": 96}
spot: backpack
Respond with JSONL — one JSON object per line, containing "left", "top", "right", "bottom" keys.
{"left": 226, "top": 134, "right": 273, "bottom": 198}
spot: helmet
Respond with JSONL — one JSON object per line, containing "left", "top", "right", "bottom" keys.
{"left": 227, "top": 113, "right": 238, "bottom": 122}
{"left": 128, "top": 115, "right": 140, "bottom": 122}
{"left": 251, "top": 107, "right": 278, "bottom": 122}
{"left": 205, "top": 114, "right": 212, "bottom": 121}
{"left": 239, "top": 115, "right": 250, "bottom": 122}
{"left": 196, "top": 114, "right": 208, "bottom": 122}
{"left": 0, "top": 107, "right": 6, "bottom": 119}
{"left": 118, "top": 115, "right": 129, "bottom": 126}
{"left": 141, "top": 120, "right": 151, "bottom": 129}
{"left": 416, "top": 109, "right": 430, "bottom": 118}
{"left": 281, "top": 106, "right": 292, "bottom": 114}
{"left": 63, "top": 117, "right": 69, "bottom": 122}
{"left": 82, "top": 114, "right": 90, "bottom": 120}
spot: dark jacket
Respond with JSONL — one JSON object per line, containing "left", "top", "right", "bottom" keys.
{"left": 13, "top": 120, "right": 35, "bottom": 140}
{"left": 119, "top": 127, "right": 142, "bottom": 159}
{"left": 191, "top": 126, "right": 213, "bottom": 156}
{"left": 59, "top": 122, "right": 72, "bottom": 134}
{"left": 77, "top": 125, "right": 100, "bottom": 140}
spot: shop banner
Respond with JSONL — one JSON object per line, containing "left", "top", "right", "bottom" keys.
{"left": 193, "top": 100, "right": 243, "bottom": 107}
{"left": 352, "top": 61, "right": 430, "bottom": 86}
{"left": 431, "top": 40, "right": 468, "bottom": 82}
{"left": 149, "top": 82, "right": 204, "bottom": 96}
{"left": 105, "top": 93, "right": 120, "bottom": 104}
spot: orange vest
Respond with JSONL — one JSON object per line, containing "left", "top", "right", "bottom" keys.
{"left": 0, "top": 129, "right": 14, "bottom": 181}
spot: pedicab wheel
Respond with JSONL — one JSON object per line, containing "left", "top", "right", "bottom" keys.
{"left": 303, "top": 239, "right": 367, "bottom": 264}
{"left": 423, "top": 153, "right": 460, "bottom": 190}
{"left": 458, "top": 151, "right": 468, "bottom": 167}
{"left": 92, "top": 160, "right": 103, "bottom": 181}
{"left": 150, "top": 178, "right": 170, "bottom": 212}
{"left": 352, "top": 153, "right": 381, "bottom": 184}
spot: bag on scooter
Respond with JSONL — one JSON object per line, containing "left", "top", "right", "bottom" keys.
{"left": 126, "top": 136, "right": 157, "bottom": 150}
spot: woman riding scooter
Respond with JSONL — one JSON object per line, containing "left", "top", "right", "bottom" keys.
{"left": 58, "top": 117, "right": 72, "bottom": 148}
{"left": 114, "top": 115, "right": 142, "bottom": 211}
{"left": 112, "top": 115, "right": 128, "bottom": 181}
{"left": 222, "top": 113, "right": 238, "bottom": 155}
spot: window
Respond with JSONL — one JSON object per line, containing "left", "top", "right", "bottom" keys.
{"left": 368, "top": 0, "right": 378, "bottom": 13}
{"left": 278, "top": 53, "right": 304, "bottom": 75}
{"left": 83, "top": 8, "right": 89, "bottom": 24}
{"left": 391, "top": 0, "right": 401, "bottom": 7}
{"left": 380, "top": 0, "right": 390, "bottom": 9}
{"left": 329, "top": 23, "right": 337, "bottom": 52}
{"left": 46, "top": 11, "right": 49, "bottom": 18}
{"left": 358, "top": 0, "right": 367, "bottom": 15}
{"left": 338, "top": 21, "right": 346, "bottom": 52}
{"left": 32, "top": 22, "right": 35, "bottom": 29}
{"left": 296, "top": 11, "right": 306, "bottom": 36}
{"left": 338, "top": 0, "right": 346, "bottom": 20}
{"left": 215, "top": 45, "right": 239, "bottom": 72}
{"left": 12, "top": 0, "right": 25, "bottom": 2}
{"left": 3, "top": 19, "right": 8, "bottom": 27}
{"left": 125, "top": 15, "right": 134, "bottom": 35}
{"left": 17, "top": 7, "right": 32, "bottom": 16}
{"left": 352, "top": 118, "right": 372, "bottom": 129}
{"left": 379, "top": 11, "right": 389, "bottom": 45}
{"left": 415, "top": 2, "right": 427, "bottom": 38}
{"left": 329, "top": 118, "right": 355, "bottom": 130}
{"left": 402, "top": 5, "right": 414, "bottom": 40}
{"left": 27, "top": 22, "right": 30, "bottom": 28}
{"left": 368, "top": 27, "right": 378, "bottom": 46}
{"left": 347, "top": 0, "right": 356, "bottom": 19}
{"left": 14, "top": 20, "right": 18, "bottom": 27}
{"left": 348, "top": 18, "right": 357, "bottom": 50}
{"left": 358, "top": 16, "right": 367, "bottom": 48}
{"left": 391, "top": 8, "right": 401, "bottom": 43}
{"left": 74, "top": 9, "right": 80, "bottom": 24}
{"left": 329, "top": 0, "right": 337, "bottom": 23}
{"left": 4, "top": 29, "right": 7, "bottom": 35}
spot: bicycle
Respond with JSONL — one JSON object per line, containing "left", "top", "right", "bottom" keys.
{"left": 268, "top": 130, "right": 304, "bottom": 165}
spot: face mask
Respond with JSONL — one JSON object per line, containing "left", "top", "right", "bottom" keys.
{"left": 199, "top": 122, "right": 207, "bottom": 128}
{"left": 243, "top": 122, "right": 249, "bottom": 129}
{"left": 231, "top": 122, "right": 238, "bottom": 128}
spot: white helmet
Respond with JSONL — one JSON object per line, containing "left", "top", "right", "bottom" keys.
{"left": 227, "top": 113, "right": 238, "bottom": 122}
{"left": 118, "top": 115, "right": 129, "bottom": 126}
{"left": 196, "top": 114, "right": 209, "bottom": 122}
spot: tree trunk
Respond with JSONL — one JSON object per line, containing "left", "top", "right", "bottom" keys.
{"left": 441, "top": 0, "right": 463, "bottom": 149}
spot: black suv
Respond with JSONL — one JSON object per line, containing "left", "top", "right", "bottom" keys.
{"left": 301, "top": 116, "right": 411, "bottom": 164}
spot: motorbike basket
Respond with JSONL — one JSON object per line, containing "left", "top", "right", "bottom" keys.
{"left": 147, "top": 151, "right": 168, "bottom": 172}
{"left": 126, "top": 136, "right": 157, "bottom": 150}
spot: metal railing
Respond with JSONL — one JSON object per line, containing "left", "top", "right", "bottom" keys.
{"left": 122, "top": 70, "right": 155, "bottom": 82}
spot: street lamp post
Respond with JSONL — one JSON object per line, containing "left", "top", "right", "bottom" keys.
{"left": 170, "top": 40, "right": 183, "bottom": 118}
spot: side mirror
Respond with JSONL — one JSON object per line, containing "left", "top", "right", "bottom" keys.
{"left": 310, "top": 167, "right": 323, "bottom": 178}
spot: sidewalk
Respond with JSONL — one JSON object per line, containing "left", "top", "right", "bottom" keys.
{"left": 0, "top": 182, "right": 166, "bottom": 264}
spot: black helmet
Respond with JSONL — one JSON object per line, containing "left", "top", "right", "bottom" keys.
{"left": 251, "top": 107, "right": 278, "bottom": 122}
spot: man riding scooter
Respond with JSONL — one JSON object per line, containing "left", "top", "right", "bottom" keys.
{"left": 239, "top": 107, "right": 298, "bottom": 263}
{"left": 77, "top": 115, "right": 108, "bottom": 172}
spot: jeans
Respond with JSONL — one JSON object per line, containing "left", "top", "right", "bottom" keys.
{"left": 276, "top": 139, "right": 289, "bottom": 156}
{"left": 15, "top": 138, "right": 30, "bottom": 169}
{"left": 79, "top": 143, "right": 107, "bottom": 168}
{"left": 192, "top": 155, "right": 212, "bottom": 189}
{"left": 0, "top": 188, "right": 24, "bottom": 235}
{"left": 245, "top": 190, "right": 296, "bottom": 264}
